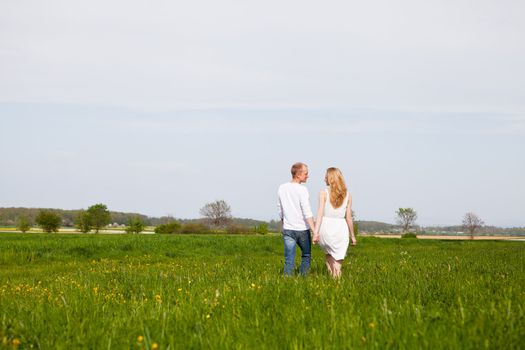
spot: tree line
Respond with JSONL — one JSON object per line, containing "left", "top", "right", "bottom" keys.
{"left": 10, "top": 200, "right": 271, "bottom": 235}
{"left": 3, "top": 203, "right": 522, "bottom": 237}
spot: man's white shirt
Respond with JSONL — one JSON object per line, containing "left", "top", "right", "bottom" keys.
{"left": 277, "top": 182, "right": 313, "bottom": 231}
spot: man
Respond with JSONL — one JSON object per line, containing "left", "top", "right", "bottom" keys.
{"left": 278, "top": 162, "right": 315, "bottom": 276}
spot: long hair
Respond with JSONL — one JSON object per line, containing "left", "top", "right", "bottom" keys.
{"left": 326, "top": 167, "right": 347, "bottom": 208}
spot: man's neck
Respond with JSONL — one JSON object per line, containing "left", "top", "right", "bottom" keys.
{"left": 291, "top": 178, "right": 302, "bottom": 184}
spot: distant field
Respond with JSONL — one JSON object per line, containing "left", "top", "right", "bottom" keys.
{"left": 0, "top": 234, "right": 523, "bottom": 349}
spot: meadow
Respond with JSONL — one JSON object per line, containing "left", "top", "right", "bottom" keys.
{"left": 0, "top": 233, "right": 523, "bottom": 349}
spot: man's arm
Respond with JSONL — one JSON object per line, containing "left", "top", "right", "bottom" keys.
{"left": 299, "top": 189, "right": 315, "bottom": 232}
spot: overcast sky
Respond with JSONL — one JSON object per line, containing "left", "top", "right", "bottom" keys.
{"left": 1, "top": 0, "right": 524, "bottom": 226}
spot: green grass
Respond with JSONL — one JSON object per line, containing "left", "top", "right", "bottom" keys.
{"left": 0, "top": 234, "right": 523, "bottom": 349}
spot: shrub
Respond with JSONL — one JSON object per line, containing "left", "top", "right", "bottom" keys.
{"left": 401, "top": 233, "right": 418, "bottom": 239}
{"left": 125, "top": 217, "right": 145, "bottom": 234}
{"left": 155, "top": 222, "right": 181, "bottom": 234}
{"left": 179, "top": 223, "right": 210, "bottom": 234}
{"left": 253, "top": 223, "right": 269, "bottom": 235}
{"left": 226, "top": 224, "right": 251, "bottom": 234}
{"left": 16, "top": 216, "right": 32, "bottom": 233}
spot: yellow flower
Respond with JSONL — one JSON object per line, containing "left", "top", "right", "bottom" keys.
{"left": 137, "top": 335, "right": 144, "bottom": 343}
{"left": 12, "top": 338, "right": 21, "bottom": 347}
{"left": 368, "top": 322, "right": 375, "bottom": 329}
{"left": 93, "top": 287, "right": 98, "bottom": 295}
{"left": 177, "top": 288, "right": 182, "bottom": 292}
{"left": 152, "top": 342, "right": 159, "bottom": 350}
{"left": 155, "top": 294, "right": 162, "bottom": 303}
{"left": 206, "top": 314, "right": 211, "bottom": 319}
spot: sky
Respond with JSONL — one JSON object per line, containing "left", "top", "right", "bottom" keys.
{"left": 1, "top": 0, "right": 524, "bottom": 226}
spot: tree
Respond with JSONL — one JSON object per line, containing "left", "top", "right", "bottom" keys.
{"left": 87, "top": 204, "right": 111, "bottom": 233}
{"left": 396, "top": 208, "right": 417, "bottom": 233}
{"left": 75, "top": 210, "right": 92, "bottom": 233}
{"left": 462, "top": 212, "right": 484, "bottom": 240}
{"left": 36, "top": 210, "right": 61, "bottom": 233}
{"left": 16, "top": 216, "right": 31, "bottom": 233}
{"left": 125, "top": 217, "right": 145, "bottom": 234}
{"left": 199, "top": 200, "right": 232, "bottom": 228}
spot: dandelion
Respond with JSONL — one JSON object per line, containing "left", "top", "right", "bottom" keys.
{"left": 152, "top": 342, "right": 159, "bottom": 350}
{"left": 155, "top": 294, "right": 162, "bottom": 303}
{"left": 93, "top": 287, "right": 98, "bottom": 295}
{"left": 177, "top": 288, "right": 182, "bottom": 292}
{"left": 368, "top": 322, "right": 375, "bottom": 329}
{"left": 137, "top": 335, "right": 144, "bottom": 343}
{"left": 206, "top": 314, "right": 211, "bottom": 319}
{"left": 12, "top": 338, "right": 21, "bottom": 347}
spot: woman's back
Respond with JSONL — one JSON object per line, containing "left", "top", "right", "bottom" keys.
{"left": 324, "top": 188, "right": 348, "bottom": 218}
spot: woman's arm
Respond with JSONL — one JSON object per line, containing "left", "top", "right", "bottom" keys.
{"left": 313, "top": 190, "right": 326, "bottom": 243}
{"left": 345, "top": 195, "right": 357, "bottom": 246}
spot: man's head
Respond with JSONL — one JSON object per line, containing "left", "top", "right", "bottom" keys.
{"left": 291, "top": 162, "right": 309, "bottom": 183}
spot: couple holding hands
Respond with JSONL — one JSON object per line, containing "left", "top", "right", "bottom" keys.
{"left": 278, "top": 162, "right": 357, "bottom": 278}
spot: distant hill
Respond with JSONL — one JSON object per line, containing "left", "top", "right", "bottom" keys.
{"left": 357, "top": 221, "right": 396, "bottom": 233}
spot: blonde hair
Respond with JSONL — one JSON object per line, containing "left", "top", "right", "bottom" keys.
{"left": 326, "top": 167, "right": 347, "bottom": 208}
{"left": 291, "top": 162, "right": 307, "bottom": 177}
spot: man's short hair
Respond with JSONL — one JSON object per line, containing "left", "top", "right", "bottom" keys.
{"left": 291, "top": 162, "right": 307, "bottom": 177}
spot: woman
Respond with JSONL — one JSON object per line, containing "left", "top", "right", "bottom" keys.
{"left": 313, "top": 167, "right": 357, "bottom": 278}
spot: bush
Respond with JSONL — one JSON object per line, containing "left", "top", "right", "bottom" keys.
{"left": 226, "top": 224, "right": 252, "bottom": 234}
{"left": 179, "top": 223, "right": 210, "bottom": 234}
{"left": 155, "top": 222, "right": 181, "bottom": 234}
{"left": 253, "top": 223, "right": 269, "bottom": 235}
{"left": 16, "top": 216, "right": 32, "bottom": 233}
{"left": 125, "top": 217, "right": 145, "bottom": 234}
{"left": 401, "top": 233, "right": 418, "bottom": 239}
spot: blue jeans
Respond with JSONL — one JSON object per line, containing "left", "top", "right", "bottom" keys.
{"left": 282, "top": 229, "right": 312, "bottom": 276}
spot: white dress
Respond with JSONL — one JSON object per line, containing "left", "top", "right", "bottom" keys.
{"left": 319, "top": 189, "right": 350, "bottom": 260}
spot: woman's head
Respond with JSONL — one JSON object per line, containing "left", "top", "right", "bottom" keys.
{"left": 325, "top": 167, "right": 347, "bottom": 208}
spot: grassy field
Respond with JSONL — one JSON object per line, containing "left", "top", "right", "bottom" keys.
{"left": 0, "top": 234, "right": 523, "bottom": 349}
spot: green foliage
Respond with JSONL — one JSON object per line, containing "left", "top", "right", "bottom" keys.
{"left": 87, "top": 204, "right": 111, "bottom": 233}
{"left": 0, "top": 235, "right": 523, "bottom": 349}
{"left": 75, "top": 210, "right": 92, "bottom": 233}
{"left": 253, "top": 223, "right": 269, "bottom": 235}
{"left": 401, "top": 232, "right": 418, "bottom": 239}
{"left": 353, "top": 222, "right": 359, "bottom": 236}
{"left": 226, "top": 224, "right": 251, "bottom": 234}
{"left": 125, "top": 217, "right": 145, "bottom": 234}
{"left": 154, "top": 222, "right": 181, "bottom": 234}
{"left": 16, "top": 216, "right": 31, "bottom": 233}
{"left": 35, "top": 210, "right": 61, "bottom": 233}
{"left": 179, "top": 223, "right": 210, "bottom": 234}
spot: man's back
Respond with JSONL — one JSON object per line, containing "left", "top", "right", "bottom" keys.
{"left": 278, "top": 182, "right": 313, "bottom": 231}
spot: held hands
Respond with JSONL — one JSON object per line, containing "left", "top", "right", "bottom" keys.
{"left": 312, "top": 231, "right": 320, "bottom": 244}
